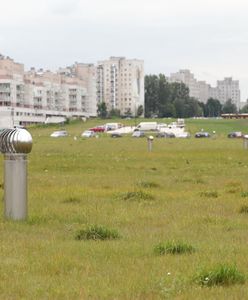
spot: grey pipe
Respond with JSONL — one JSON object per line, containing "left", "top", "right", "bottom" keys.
{"left": 0, "top": 128, "right": 32, "bottom": 220}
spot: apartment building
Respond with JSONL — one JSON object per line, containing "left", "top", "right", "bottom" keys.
{"left": 0, "top": 55, "right": 97, "bottom": 127}
{"left": 216, "top": 77, "right": 240, "bottom": 108}
{"left": 97, "top": 57, "right": 144, "bottom": 116}
{"left": 169, "top": 69, "right": 200, "bottom": 100}
{"left": 62, "top": 62, "right": 97, "bottom": 116}
{"left": 169, "top": 69, "right": 241, "bottom": 108}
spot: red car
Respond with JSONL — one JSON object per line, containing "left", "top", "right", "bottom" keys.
{"left": 89, "top": 126, "right": 105, "bottom": 132}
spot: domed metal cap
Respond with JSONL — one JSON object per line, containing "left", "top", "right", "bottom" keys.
{"left": 0, "top": 128, "right": 33, "bottom": 154}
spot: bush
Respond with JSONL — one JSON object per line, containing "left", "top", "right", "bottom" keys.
{"left": 119, "top": 190, "right": 154, "bottom": 201}
{"left": 195, "top": 264, "right": 245, "bottom": 286}
{"left": 200, "top": 191, "right": 218, "bottom": 198}
{"left": 137, "top": 181, "right": 160, "bottom": 188}
{"left": 239, "top": 205, "right": 248, "bottom": 214}
{"left": 241, "top": 191, "right": 248, "bottom": 198}
{"left": 62, "top": 196, "right": 81, "bottom": 204}
{"left": 154, "top": 241, "right": 195, "bottom": 255}
{"left": 75, "top": 225, "right": 120, "bottom": 241}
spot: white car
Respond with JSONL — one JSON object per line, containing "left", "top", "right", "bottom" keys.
{"left": 81, "top": 130, "right": 96, "bottom": 138}
{"left": 50, "top": 130, "right": 68, "bottom": 137}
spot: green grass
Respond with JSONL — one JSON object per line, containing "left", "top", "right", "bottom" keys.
{"left": 1, "top": 118, "right": 248, "bottom": 299}
{"left": 195, "top": 264, "right": 246, "bottom": 286}
{"left": 75, "top": 225, "right": 120, "bottom": 240}
{"left": 239, "top": 205, "right": 248, "bottom": 214}
{"left": 200, "top": 191, "right": 219, "bottom": 198}
{"left": 137, "top": 180, "right": 160, "bottom": 188}
{"left": 154, "top": 241, "right": 195, "bottom": 255}
{"left": 118, "top": 190, "right": 154, "bottom": 201}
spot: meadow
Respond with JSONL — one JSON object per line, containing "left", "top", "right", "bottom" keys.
{"left": 1, "top": 118, "right": 248, "bottom": 299}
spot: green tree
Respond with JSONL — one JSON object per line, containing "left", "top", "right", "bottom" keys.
{"left": 136, "top": 105, "right": 144, "bottom": 117}
{"left": 240, "top": 100, "right": 248, "bottom": 113}
{"left": 205, "top": 98, "right": 222, "bottom": 117}
{"left": 144, "top": 74, "right": 204, "bottom": 118}
{"left": 222, "top": 99, "right": 237, "bottom": 114}
{"left": 109, "top": 109, "right": 121, "bottom": 118}
{"left": 144, "top": 75, "right": 159, "bottom": 117}
{"left": 157, "top": 74, "right": 172, "bottom": 117}
{"left": 97, "top": 102, "right": 108, "bottom": 118}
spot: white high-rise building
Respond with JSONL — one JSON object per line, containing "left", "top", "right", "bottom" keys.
{"left": 169, "top": 70, "right": 200, "bottom": 100}
{"left": 216, "top": 77, "right": 240, "bottom": 108}
{"left": 97, "top": 57, "right": 144, "bottom": 116}
{"left": 169, "top": 69, "right": 241, "bottom": 107}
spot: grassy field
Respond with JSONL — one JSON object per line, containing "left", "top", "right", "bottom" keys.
{"left": 1, "top": 118, "right": 248, "bottom": 299}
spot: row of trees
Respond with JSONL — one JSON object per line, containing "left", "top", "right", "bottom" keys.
{"left": 97, "top": 74, "right": 242, "bottom": 119}
{"left": 145, "top": 74, "right": 240, "bottom": 118}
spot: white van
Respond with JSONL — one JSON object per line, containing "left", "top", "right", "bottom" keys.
{"left": 135, "top": 122, "right": 158, "bottom": 131}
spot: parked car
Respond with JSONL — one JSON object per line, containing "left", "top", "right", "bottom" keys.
{"left": 156, "top": 132, "right": 175, "bottom": 138}
{"left": 50, "top": 130, "right": 68, "bottom": 137}
{"left": 105, "top": 123, "right": 123, "bottom": 131}
{"left": 81, "top": 130, "right": 96, "bottom": 138}
{"left": 227, "top": 131, "right": 243, "bottom": 138}
{"left": 111, "top": 132, "right": 122, "bottom": 138}
{"left": 89, "top": 126, "right": 105, "bottom": 133}
{"left": 177, "top": 132, "right": 191, "bottom": 138}
{"left": 195, "top": 132, "right": 211, "bottom": 138}
{"left": 132, "top": 131, "right": 145, "bottom": 138}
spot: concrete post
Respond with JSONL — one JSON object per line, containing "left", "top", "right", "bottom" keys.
{"left": 147, "top": 136, "right": 154, "bottom": 152}
{"left": 244, "top": 137, "right": 248, "bottom": 150}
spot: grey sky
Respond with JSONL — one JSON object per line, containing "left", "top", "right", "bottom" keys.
{"left": 1, "top": 0, "right": 248, "bottom": 100}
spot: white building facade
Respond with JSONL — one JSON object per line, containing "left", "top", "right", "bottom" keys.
{"left": 0, "top": 55, "right": 97, "bottom": 127}
{"left": 216, "top": 77, "right": 240, "bottom": 108}
{"left": 97, "top": 57, "right": 144, "bottom": 116}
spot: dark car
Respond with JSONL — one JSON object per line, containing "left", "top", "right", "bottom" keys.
{"left": 227, "top": 131, "right": 243, "bottom": 138}
{"left": 156, "top": 132, "right": 175, "bottom": 138}
{"left": 195, "top": 132, "right": 211, "bottom": 138}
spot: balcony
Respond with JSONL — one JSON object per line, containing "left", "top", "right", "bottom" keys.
{"left": 0, "top": 88, "right": 11, "bottom": 93}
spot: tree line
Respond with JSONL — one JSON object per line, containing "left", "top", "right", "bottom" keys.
{"left": 145, "top": 74, "right": 241, "bottom": 118}
{"left": 97, "top": 74, "right": 244, "bottom": 119}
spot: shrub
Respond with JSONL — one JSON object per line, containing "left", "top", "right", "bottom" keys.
{"left": 227, "top": 188, "right": 240, "bottom": 194}
{"left": 137, "top": 181, "right": 160, "bottom": 188}
{"left": 195, "top": 264, "right": 245, "bottom": 286}
{"left": 195, "top": 179, "right": 205, "bottom": 184}
{"left": 75, "top": 225, "right": 120, "bottom": 241}
{"left": 200, "top": 191, "right": 218, "bottom": 198}
{"left": 62, "top": 196, "right": 81, "bottom": 204}
{"left": 241, "top": 191, "right": 248, "bottom": 198}
{"left": 154, "top": 241, "right": 195, "bottom": 255}
{"left": 239, "top": 205, "right": 248, "bottom": 214}
{"left": 119, "top": 190, "right": 154, "bottom": 201}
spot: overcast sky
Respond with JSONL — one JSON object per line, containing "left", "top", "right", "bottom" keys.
{"left": 1, "top": 0, "right": 248, "bottom": 100}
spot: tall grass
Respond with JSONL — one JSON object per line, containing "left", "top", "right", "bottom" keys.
{"left": 75, "top": 225, "right": 120, "bottom": 240}
{"left": 195, "top": 264, "right": 245, "bottom": 286}
{"left": 154, "top": 241, "right": 195, "bottom": 255}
